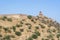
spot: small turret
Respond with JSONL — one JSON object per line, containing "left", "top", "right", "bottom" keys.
{"left": 39, "top": 11, "right": 43, "bottom": 15}
{"left": 38, "top": 11, "right": 44, "bottom": 17}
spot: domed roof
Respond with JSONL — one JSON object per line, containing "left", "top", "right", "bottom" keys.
{"left": 39, "top": 11, "right": 43, "bottom": 16}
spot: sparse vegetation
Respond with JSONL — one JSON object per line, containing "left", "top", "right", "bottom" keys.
{"left": 27, "top": 15, "right": 32, "bottom": 19}
{"left": 26, "top": 37, "right": 33, "bottom": 40}
{"left": 12, "top": 26, "right": 16, "bottom": 32}
{"left": 42, "top": 38, "right": 44, "bottom": 40}
{"left": 3, "top": 35, "right": 11, "bottom": 40}
{"left": 0, "top": 34, "right": 2, "bottom": 37}
{"left": 31, "top": 19, "right": 36, "bottom": 23}
{"left": 20, "top": 29, "right": 24, "bottom": 32}
{"left": 52, "top": 29, "right": 56, "bottom": 33}
{"left": 51, "top": 39, "right": 54, "bottom": 40}
{"left": 1, "top": 16, "right": 7, "bottom": 21}
{"left": 15, "top": 31, "right": 21, "bottom": 36}
{"left": 47, "top": 29, "right": 51, "bottom": 33}
{"left": 10, "top": 35, "right": 15, "bottom": 38}
{"left": 16, "top": 24, "right": 20, "bottom": 27}
{"left": 0, "top": 13, "right": 60, "bottom": 40}
{"left": 56, "top": 33, "right": 60, "bottom": 38}
{"left": 20, "top": 21, "right": 23, "bottom": 24}
{"left": 3, "top": 16, "right": 7, "bottom": 19}
{"left": 1, "top": 16, "right": 12, "bottom": 22}
{"left": 25, "top": 23, "right": 31, "bottom": 25}
{"left": 32, "top": 34, "right": 38, "bottom": 39}
{"left": 3, "top": 27, "right": 9, "bottom": 32}
{"left": 40, "top": 24, "right": 45, "bottom": 29}
{"left": 35, "top": 26, "right": 39, "bottom": 29}
{"left": 34, "top": 31, "right": 40, "bottom": 36}
{"left": 45, "top": 38, "right": 49, "bottom": 40}
{"left": 7, "top": 18, "right": 12, "bottom": 22}
{"left": 16, "top": 24, "right": 22, "bottom": 27}
{"left": 8, "top": 30, "right": 11, "bottom": 33}
{"left": 28, "top": 25, "right": 32, "bottom": 29}
{"left": 47, "top": 34, "right": 53, "bottom": 39}
{"left": 28, "top": 31, "right": 40, "bottom": 39}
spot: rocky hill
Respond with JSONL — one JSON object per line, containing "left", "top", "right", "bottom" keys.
{"left": 0, "top": 12, "right": 60, "bottom": 40}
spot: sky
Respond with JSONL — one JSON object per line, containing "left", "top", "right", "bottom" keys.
{"left": 0, "top": 0, "right": 60, "bottom": 22}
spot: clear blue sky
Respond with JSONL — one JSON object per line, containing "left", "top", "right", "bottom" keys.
{"left": 0, "top": 0, "right": 60, "bottom": 22}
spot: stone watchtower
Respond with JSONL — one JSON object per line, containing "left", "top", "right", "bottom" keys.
{"left": 38, "top": 11, "right": 44, "bottom": 17}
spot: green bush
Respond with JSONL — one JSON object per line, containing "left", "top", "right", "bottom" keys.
{"left": 31, "top": 19, "right": 34, "bottom": 22}
{"left": 41, "top": 26, "right": 45, "bottom": 28}
{"left": 51, "top": 39, "right": 54, "bottom": 40}
{"left": 16, "top": 24, "right": 20, "bottom": 27}
{"left": 16, "top": 24, "right": 22, "bottom": 27}
{"left": 45, "top": 39, "right": 49, "bottom": 40}
{"left": 34, "top": 31, "right": 40, "bottom": 36}
{"left": 12, "top": 26, "right": 16, "bottom": 32}
{"left": 31, "top": 19, "right": 36, "bottom": 23}
{"left": 32, "top": 34, "right": 38, "bottom": 39}
{"left": 35, "top": 26, "right": 39, "bottom": 29}
{"left": 28, "top": 26, "right": 31, "bottom": 29}
{"left": 48, "top": 23, "right": 52, "bottom": 27}
{"left": 15, "top": 31, "right": 21, "bottom": 36}
{"left": 7, "top": 18, "right": 12, "bottom": 22}
{"left": 26, "top": 23, "right": 32, "bottom": 29}
{"left": 3, "top": 16, "right": 7, "bottom": 19}
{"left": 27, "top": 15, "right": 32, "bottom": 19}
{"left": 0, "top": 34, "right": 2, "bottom": 37}
{"left": 47, "top": 34, "right": 53, "bottom": 39}
{"left": 56, "top": 33, "right": 60, "bottom": 38}
{"left": 47, "top": 29, "right": 51, "bottom": 33}
{"left": 20, "top": 21, "right": 23, "bottom": 24}
{"left": 52, "top": 29, "right": 56, "bottom": 33}
{"left": 40, "top": 25, "right": 45, "bottom": 29}
{"left": 4, "top": 35, "right": 11, "bottom": 40}
{"left": 1, "top": 16, "right": 7, "bottom": 21}
{"left": 20, "top": 29, "right": 24, "bottom": 32}
{"left": 42, "top": 38, "right": 44, "bottom": 40}
{"left": 3, "top": 27, "right": 9, "bottom": 32}
{"left": 3, "top": 27, "right": 11, "bottom": 33}
{"left": 8, "top": 30, "right": 11, "bottom": 33}
{"left": 10, "top": 35, "right": 15, "bottom": 38}
{"left": 25, "top": 23, "right": 31, "bottom": 25}
{"left": 27, "top": 37, "right": 33, "bottom": 40}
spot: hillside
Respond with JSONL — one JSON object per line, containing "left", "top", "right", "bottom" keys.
{"left": 0, "top": 12, "right": 60, "bottom": 40}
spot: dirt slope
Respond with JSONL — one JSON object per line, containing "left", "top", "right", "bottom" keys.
{"left": 0, "top": 12, "right": 60, "bottom": 40}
